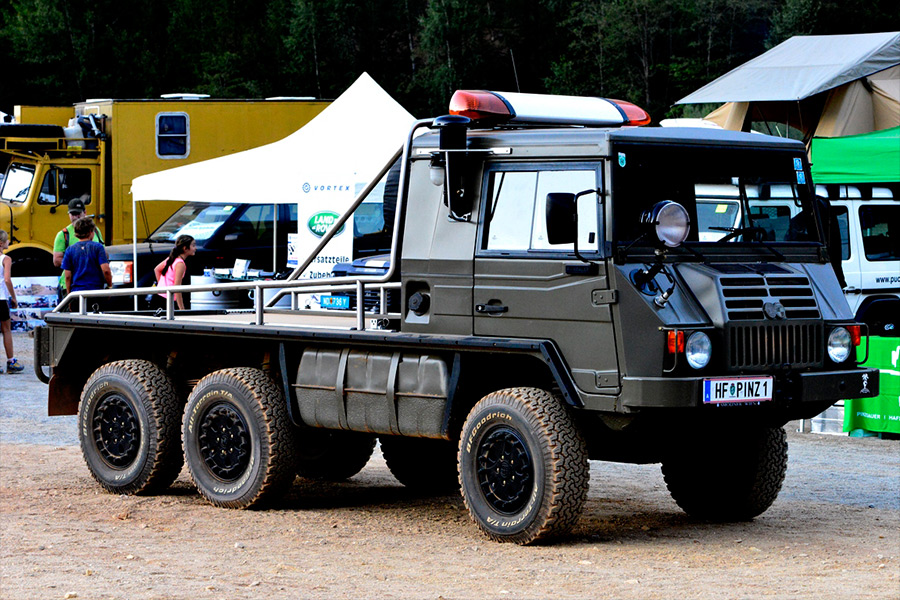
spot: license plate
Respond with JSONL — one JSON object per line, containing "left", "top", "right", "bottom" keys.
{"left": 321, "top": 295, "right": 350, "bottom": 309}
{"left": 703, "top": 376, "right": 774, "bottom": 404}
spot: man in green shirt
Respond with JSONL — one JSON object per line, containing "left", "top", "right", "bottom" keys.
{"left": 53, "top": 198, "right": 102, "bottom": 299}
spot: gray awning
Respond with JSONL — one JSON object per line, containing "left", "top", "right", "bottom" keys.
{"left": 677, "top": 32, "right": 900, "bottom": 104}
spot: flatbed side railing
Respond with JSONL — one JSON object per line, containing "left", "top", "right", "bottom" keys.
{"left": 56, "top": 277, "right": 402, "bottom": 330}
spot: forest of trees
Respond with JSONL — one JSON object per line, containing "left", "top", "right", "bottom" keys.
{"left": 1, "top": 0, "right": 898, "bottom": 121}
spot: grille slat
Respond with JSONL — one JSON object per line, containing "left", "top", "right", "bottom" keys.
{"left": 727, "top": 321, "right": 823, "bottom": 371}
{"left": 720, "top": 272, "right": 820, "bottom": 320}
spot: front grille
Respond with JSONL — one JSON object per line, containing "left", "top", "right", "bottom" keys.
{"left": 726, "top": 321, "right": 823, "bottom": 371}
{"left": 720, "top": 274, "right": 820, "bottom": 320}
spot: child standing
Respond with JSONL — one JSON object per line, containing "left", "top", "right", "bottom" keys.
{"left": 0, "top": 230, "right": 24, "bottom": 373}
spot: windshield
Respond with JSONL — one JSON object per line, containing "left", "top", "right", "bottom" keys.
{"left": 0, "top": 164, "right": 35, "bottom": 202}
{"left": 612, "top": 145, "right": 820, "bottom": 255}
{"left": 147, "top": 202, "right": 238, "bottom": 242}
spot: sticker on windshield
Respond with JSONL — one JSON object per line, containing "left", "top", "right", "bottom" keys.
{"left": 715, "top": 204, "right": 729, "bottom": 213}
{"left": 796, "top": 171, "right": 806, "bottom": 184}
{"left": 618, "top": 152, "right": 626, "bottom": 168}
{"left": 793, "top": 158, "right": 802, "bottom": 171}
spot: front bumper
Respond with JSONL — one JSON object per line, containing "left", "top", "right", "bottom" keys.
{"left": 621, "top": 367, "right": 880, "bottom": 414}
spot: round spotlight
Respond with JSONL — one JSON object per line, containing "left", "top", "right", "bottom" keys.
{"left": 642, "top": 201, "right": 691, "bottom": 248}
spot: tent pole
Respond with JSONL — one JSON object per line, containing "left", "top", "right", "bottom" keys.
{"left": 132, "top": 196, "right": 138, "bottom": 311}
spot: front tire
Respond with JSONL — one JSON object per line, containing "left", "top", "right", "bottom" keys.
{"left": 661, "top": 425, "right": 788, "bottom": 521}
{"left": 458, "top": 388, "right": 589, "bottom": 545}
{"left": 78, "top": 360, "right": 183, "bottom": 494}
{"left": 182, "top": 368, "right": 297, "bottom": 508}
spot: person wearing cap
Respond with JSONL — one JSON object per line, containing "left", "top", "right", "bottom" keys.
{"left": 61, "top": 217, "right": 111, "bottom": 310}
{"left": 53, "top": 196, "right": 102, "bottom": 300}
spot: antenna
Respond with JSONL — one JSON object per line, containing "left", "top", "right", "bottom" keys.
{"left": 510, "top": 49, "right": 521, "bottom": 92}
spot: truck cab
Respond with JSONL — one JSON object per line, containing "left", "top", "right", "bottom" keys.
{"left": 0, "top": 121, "right": 103, "bottom": 274}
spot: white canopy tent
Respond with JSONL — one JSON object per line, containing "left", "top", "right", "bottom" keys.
{"left": 128, "top": 73, "right": 415, "bottom": 304}
{"left": 131, "top": 73, "right": 414, "bottom": 205}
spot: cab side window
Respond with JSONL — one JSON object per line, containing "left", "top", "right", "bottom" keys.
{"left": 481, "top": 164, "right": 600, "bottom": 254}
{"left": 37, "top": 167, "right": 92, "bottom": 206}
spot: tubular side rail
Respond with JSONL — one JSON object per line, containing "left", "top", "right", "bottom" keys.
{"left": 56, "top": 277, "right": 402, "bottom": 330}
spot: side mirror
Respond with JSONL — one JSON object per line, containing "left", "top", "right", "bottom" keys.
{"left": 432, "top": 115, "right": 472, "bottom": 219}
{"left": 545, "top": 192, "right": 576, "bottom": 245}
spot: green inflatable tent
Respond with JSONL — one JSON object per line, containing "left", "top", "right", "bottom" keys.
{"left": 810, "top": 127, "right": 900, "bottom": 184}
{"left": 812, "top": 127, "right": 900, "bottom": 436}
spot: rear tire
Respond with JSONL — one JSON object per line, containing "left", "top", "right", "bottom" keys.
{"left": 78, "top": 360, "right": 183, "bottom": 494}
{"left": 458, "top": 388, "right": 589, "bottom": 545}
{"left": 661, "top": 425, "right": 788, "bottom": 521}
{"left": 295, "top": 429, "right": 376, "bottom": 481}
{"left": 182, "top": 368, "right": 297, "bottom": 508}
{"left": 380, "top": 436, "right": 459, "bottom": 493}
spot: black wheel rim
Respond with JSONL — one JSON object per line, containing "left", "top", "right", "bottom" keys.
{"left": 475, "top": 426, "right": 534, "bottom": 514}
{"left": 198, "top": 402, "right": 251, "bottom": 481}
{"left": 92, "top": 394, "right": 140, "bottom": 468}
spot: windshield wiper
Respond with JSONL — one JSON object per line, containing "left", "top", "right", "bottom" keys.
{"left": 711, "top": 226, "right": 786, "bottom": 260}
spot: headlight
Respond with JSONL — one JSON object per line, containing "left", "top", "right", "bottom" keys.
{"left": 109, "top": 261, "right": 133, "bottom": 285}
{"left": 685, "top": 331, "right": 712, "bottom": 369}
{"left": 827, "top": 327, "right": 852, "bottom": 363}
{"left": 642, "top": 201, "right": 691, "bottom": 247}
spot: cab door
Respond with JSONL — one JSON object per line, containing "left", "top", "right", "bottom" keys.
{"left": 473, "top": 162, "right": 620, "bottom": 396}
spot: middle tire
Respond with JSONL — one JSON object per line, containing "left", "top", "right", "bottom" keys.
{"left": 182, "top": 367, "right": 297, "bottom": 508}
{"left": 380, "top": 436, "right": 460, "bottom": 493}
{"left": 458, "top": 387, "right": 589, "bottom": 545}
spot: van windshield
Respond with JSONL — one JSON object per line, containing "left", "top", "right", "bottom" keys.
{"left": 612, "top": 144, "right": 821, "bottom": 258}
{"left": 147, "top": 202, "right": 237, "bottom": 242}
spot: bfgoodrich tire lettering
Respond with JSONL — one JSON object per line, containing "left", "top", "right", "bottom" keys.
{"left": 183, "top": 368, "right": 297, "bottom": 508}
{"left": 78, "top": 360, "right": 183, "bottom": 495}
{"left": 458, "top": 388, "right": 589, "bottom": 545}
{"left": 661, "top": 425, "right": 788, "bottom": 521}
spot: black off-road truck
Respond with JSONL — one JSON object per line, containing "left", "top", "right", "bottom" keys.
{"left": 35, "top": 90, "right": 878, "bottom": 544}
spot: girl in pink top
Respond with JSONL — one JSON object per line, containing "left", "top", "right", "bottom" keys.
{"left": 153, "top": 235, "right": 196, "bottom": 310}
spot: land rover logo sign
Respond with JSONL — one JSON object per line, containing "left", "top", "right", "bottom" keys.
{"left": 307, "top": 211, "right": 344, "bottom": 238}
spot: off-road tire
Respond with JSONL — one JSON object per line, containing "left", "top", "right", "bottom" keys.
{"left": 182, "top": 368, "right": 297, "bottom": 508}
{"left": 458, "top": 388, "right": 589, "bottom": 545}
{"left": 380, "top": 436, "right": 459, "bottom": 493}
{"left": 78, "top": 360, "right": 183, "bottom": 494}
{"left": 295, "top": 430, "right": 376, "bottom": 481}
{"left": 661, "top": 425, "right": 788, "bottom": 521}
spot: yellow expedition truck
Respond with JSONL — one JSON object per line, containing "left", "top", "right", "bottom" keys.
{"left": 0, "top": 97, "right": 328, "bottom": 275}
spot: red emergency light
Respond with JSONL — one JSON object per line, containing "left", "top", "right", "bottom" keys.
{"left": 449, "top": 90, "right": 651, "bottom": 127}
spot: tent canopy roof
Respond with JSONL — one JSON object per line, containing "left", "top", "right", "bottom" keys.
{"left": 131, "top": 73, "right": 415, "bottom": 205}
{"left": 677, "top": 32, "right": 900, "bottom": 104}
{"left": 810, "top": 127, "right": 900, "bottom": 184}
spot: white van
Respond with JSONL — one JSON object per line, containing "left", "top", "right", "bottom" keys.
{"left": 823, "top": 184, "right": 899, "bottom": 336}
{"left": 695, "top": 182, "right": 899, "bottom": 335}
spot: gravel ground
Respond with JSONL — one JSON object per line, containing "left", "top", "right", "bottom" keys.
{"left": 1, "top": 330, "right": 898, "bottom": 600}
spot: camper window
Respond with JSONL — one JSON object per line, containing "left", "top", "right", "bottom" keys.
{"left": 156, "top": 113, "right": 190, "bottom": 158}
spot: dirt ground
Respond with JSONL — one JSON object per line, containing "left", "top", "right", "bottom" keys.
{"left": 1, "top": 331, "right": 898, "bottom": 600}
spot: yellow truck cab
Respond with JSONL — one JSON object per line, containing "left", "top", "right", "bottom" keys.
{"left": 0, "top": 97, "right": 328, "bottom": 275}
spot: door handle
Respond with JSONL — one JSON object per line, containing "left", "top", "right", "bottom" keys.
{"left": 476, "top": 303, "right": 508, "bottom": 314}
{"left": 843, "top": 286, "right": 862, "bottom": 294}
